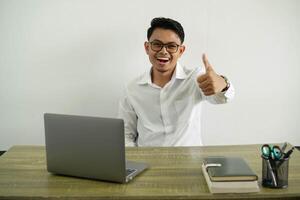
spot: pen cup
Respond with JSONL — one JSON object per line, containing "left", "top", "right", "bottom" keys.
{"left": 262, "top": 156, "right": 289, "bottom": 188}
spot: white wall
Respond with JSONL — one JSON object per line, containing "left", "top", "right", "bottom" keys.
{"left": 1, "top": 0, "right": 299, "bottom": 150}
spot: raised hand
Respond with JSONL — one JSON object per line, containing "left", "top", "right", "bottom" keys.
{"left": 197, "top": 54, "right": 227, "bottom": 96}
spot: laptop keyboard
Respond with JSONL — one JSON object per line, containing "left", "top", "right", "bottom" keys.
{"left": 126, "top": 168, "right": 137, "bottom": 176}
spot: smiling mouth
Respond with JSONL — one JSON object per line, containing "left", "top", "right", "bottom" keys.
{"left": 156, "top": 57, "right": 170, "bottom": 64}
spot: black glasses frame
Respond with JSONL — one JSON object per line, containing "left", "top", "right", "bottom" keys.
{"left": 149, "top": 41, "right": 181, "bottom": 53}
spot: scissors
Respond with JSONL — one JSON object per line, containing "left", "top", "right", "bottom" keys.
{"left": 261, "top": 144, "right": 283, "bottom": 160}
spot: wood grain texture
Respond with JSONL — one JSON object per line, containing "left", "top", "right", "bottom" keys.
{"left": 0, "top": 144, "right": 299, "bottom": 200}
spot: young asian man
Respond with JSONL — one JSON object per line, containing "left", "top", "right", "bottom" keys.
{"left": 118, "top": 17, "right": 234, "bottom": 147}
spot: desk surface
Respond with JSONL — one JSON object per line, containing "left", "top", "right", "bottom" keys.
{"left": 0, "top": 144, "right": 300, "bottom": 200}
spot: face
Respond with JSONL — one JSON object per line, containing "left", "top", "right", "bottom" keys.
{"left": 144, "top": 28, "right": 185, "bottom": 74}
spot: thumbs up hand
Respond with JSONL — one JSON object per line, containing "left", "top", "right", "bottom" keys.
{"left": 197, "top": 54, "right": 227, "bottom": 96}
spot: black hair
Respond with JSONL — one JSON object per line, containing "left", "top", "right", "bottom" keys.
{"left": 147, "top": 17, "right": 185, "bottom": 44}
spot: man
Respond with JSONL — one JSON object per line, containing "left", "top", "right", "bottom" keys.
{"left": 118, "top": 17, "right": 234, "bottom": 147}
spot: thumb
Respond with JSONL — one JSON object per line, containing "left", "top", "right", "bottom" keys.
{"left": 202, "top": 53, "right": 213, "bottom": 73}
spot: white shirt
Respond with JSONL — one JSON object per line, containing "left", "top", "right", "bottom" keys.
{"left": 118, "top": 63, "right": 234, "bottom": 147}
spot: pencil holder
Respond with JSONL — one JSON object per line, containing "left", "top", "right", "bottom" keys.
{"left": 262, "top": 156, "right": 289, "bottom": 188}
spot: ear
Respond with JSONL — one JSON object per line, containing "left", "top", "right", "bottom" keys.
{"left": 178, "top": 45, "right": 186, "bottom": 57}
{"left": 144, "top": 41, "right": 150, "bottom": 55}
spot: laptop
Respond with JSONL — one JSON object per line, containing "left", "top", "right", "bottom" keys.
{"left": 44, "top": 113, "right": 148, "bottom": 183}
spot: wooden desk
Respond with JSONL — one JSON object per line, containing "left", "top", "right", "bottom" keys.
{"left": 0, "top": 144, "right": 300, "bottom": 199}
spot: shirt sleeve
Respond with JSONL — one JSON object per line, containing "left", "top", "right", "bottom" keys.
{"left": 203, "top": 81, "right": 235, "bottom": 104}
{"left": 118, "top": 92, "right": 138, "bottom": 147}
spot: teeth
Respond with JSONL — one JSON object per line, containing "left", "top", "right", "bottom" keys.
{"left": 157, "top": 57, "right": 169, "bottom": 61}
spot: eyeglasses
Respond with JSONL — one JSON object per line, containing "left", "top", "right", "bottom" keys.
{"left": 149, "top": 41, "right": 181, "bottom": 53}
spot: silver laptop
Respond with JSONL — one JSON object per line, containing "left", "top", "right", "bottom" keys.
{"left": 44, "top": 113, "right": 148, "bottom": 183}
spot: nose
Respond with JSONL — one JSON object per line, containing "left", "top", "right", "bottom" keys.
{"left": 159, "top": 45, "right": 168, "bottom": 54}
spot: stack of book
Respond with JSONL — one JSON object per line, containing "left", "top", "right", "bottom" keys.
{"left": 202, "top": 156, "right": 260, "bottom": 193}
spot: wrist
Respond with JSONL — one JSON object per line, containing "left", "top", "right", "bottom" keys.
{"left": 220, "top": 75, "right": 230, "bottom": 92}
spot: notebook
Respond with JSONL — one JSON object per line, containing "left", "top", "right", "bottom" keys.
{"left": 203, "top": 156, "right": 258, "bottom": 181}
{"left": 202, "top": 156, "right": 259, "bottom": 193}
{"left": 44, "top": 113, "right": 148, "bottom": 183}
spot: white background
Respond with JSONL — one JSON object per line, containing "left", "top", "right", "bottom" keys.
{"left": 1, "top": 0, "right": 299, "bottom": 150}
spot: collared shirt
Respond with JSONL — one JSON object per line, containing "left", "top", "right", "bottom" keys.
{"left": 118, "top": 63, "right": 234, "bottom": 147}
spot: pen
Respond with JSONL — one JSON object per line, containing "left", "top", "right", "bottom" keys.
{"left": 284, "top": 147, "right": 295, "bottom": 159}
{"left": 279, "top": 142, "right": 288, "bottom": 160}
{"left": 281, "top": 142, "right": 287, "bottom": 153}
{"left": 277, "top": 147, "right": 294, "bottom": 169}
